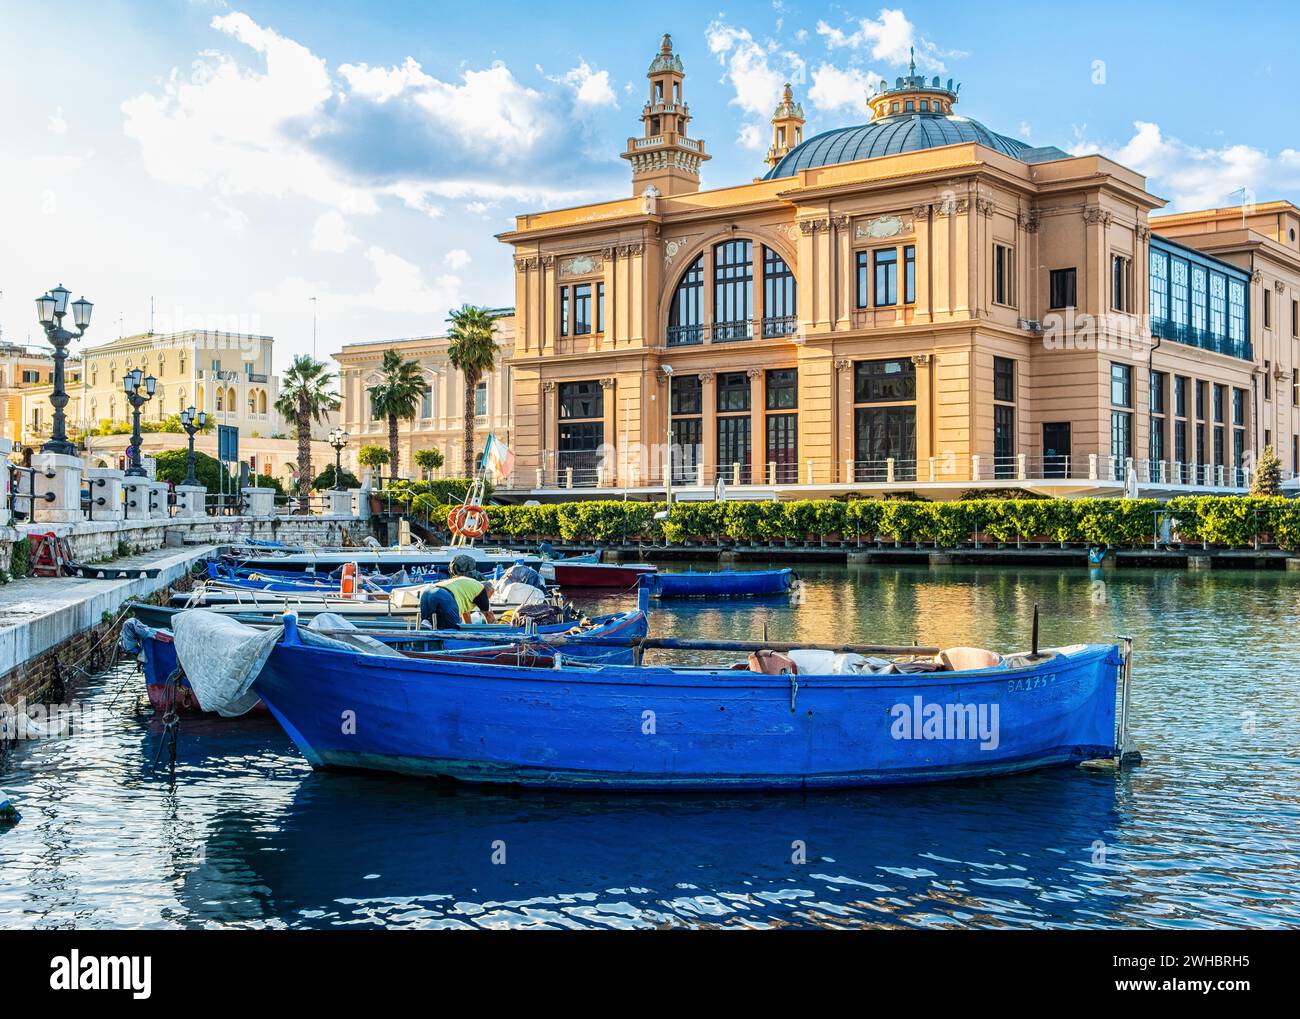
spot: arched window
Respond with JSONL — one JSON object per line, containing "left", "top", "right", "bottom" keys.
{"left": 762, "top": 247, "right": 797, "bottom": 337}
{"left": 248, "top": 391, "right": 257, "bottom": 414}
{"left": 216, "top": 388, "right": 224, "bottom": 411}
{"left": 258, "top": 390, "right": 267, "bottom": 414}
{"left": 668, "top": 254, "right": 704, "bottom": 346}
{"left": 713, "top": 239, "right": 753, "bottom": 340}
{"left": 227, "top": 386, "right": 236, "bottom": 412}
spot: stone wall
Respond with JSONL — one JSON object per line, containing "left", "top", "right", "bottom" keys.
{"left": 0, "top": 514, "right": 372, "bottom": 569}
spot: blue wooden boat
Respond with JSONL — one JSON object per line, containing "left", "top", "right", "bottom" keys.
{"left": 206, "top": 560, "right": 418, "bottom": 593}
{"left": 123, "top": 608, "right": 649, "bottom": 716}
{"left": 252, "top": 618, "right": 1127, "bottom": 790}
{"left": 650, "top": 567, "right": 794, "bottom": 598}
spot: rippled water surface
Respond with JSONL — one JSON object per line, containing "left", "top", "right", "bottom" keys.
{"left": 2, "top": 564, "right": 1299, "bottom": 929}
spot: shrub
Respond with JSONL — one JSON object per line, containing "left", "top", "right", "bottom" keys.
{"left": 313, "top": 463, "right": 361, "bottom": 490}
{"left": 153, "top": 449, "right": 233, "bottom": 493}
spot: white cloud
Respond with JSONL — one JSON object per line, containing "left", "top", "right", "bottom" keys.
{"left": 48, "top": 106, "right": 67, "bottom": 135}
{"left": 1072, "top": 120, "right": 1300, "bottom": 213}
{"left": 705, "top": 21, "right": 793, "bottom": 118}
{"left": 121, "top": 11, "right": 377, "bottom": 213}
{"left": 816, "top": 9, "right": 963, "bottom": 73}
{"left": 336, "top": 55, "right": 431, "bottom": 102}
{"left": 808, "top": 64, "right": 877, "bottom": 115}
{"left": 556, "top": 61, "right": 619, "bottom": 110}
{"left": 311, "top": 210, "right": 356, "bottom": 253}
{"left": 269, "top": 245, "right": 463, "bottom": 322}
{"left": 737, "top": 123, "right": 765, "bottom": 150}
{"left": 443, "top": 248, "right": 472, "bottom": 270}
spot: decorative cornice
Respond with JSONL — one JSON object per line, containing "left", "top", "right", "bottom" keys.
{"left": 617, "top": 242, "right": 643, "bottom": 257}
{"left": 911, "top": 204, "right": 931, "bottom": 220}
{"left": 698, "top": 370, "right": 714, "bottom": 382}
{"left": 798, "top": 217, "right": 829, "bottom": 235}
{"left": 854, "top": 214, "right": 908, "bottom": 240}
{"left": 911, "top": 353, "right": 930, "bottom": 365}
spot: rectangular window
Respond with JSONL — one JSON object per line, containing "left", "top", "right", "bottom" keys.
{"left": 1173, "top": 419, "right": 1187, "bottom": 466}
{"left": 904, "top": 245, "right": 916, "bottom": 304}
{"left": 853, "top": 406, "right": 917, "bottom": 482}
{"left": 1293, "top": 368, "right": 1298, "bottom": 407}
{"left": 855, "top": 251, "right": 869, "bottom": 308}
{"left": 1114, "top": 254, "right": 1133, "bottom": 312}
{"left": 1265, "top": 360, "right": 1272, "bottom": 401}
{"left": 1213, "top": 384, "right": 1225, "bottom": 423}
{"left": 1170, "top": 258, "right": 1189, "bottom": 328}
{"left": 558, "top": 379, "right": 603, "bottom": 419}
{"left": 557, "top": 422, "right": 604, "bottom": 485}
{"left": 1110, "top": 362, "right": 1132, "bottom": 408}
{"left": 716, "top": 416, "right": 752, "bottom": 484}
{"left": 1049, "top": 268, "right": 1077, "bottom": 309}
{"left": 559, "top": 286, "right": 570, "bottom": 337}
{"left": 1209, "top": 273, "right": 1227, "bottom": 341}
{"left": 993, "top": 357, "right": 1015, "bottom": 403}
{"left": 572, "top": 283, "right": 592, "bottom": 335}
{"left": 713, "top": 239, "right": 754, "bottom": 339}
{"left": 474, "top": 381, "right": 487, "bottom": 417}
{"left": 1232, "top": 387, "right": 1245, "bottom": 427}
{"left": 1294, "top": 435, "right": 1298, "bottom": 476}
{"left": 765, "top": 368, "right": 798, "bottom": 410}
{"left": 1191, "top": 265, "right": 1209, "bottom": 338}
{"left": 853, "top": 358, "right": 916, "bottom": 403}
{"left": 1263, "top": 288, "right": 1272, "bottom": 329}
{"left": 766, "top": 413, "right": 798, "bottom": 484}
{"left": 1149, "top": 371, "right": 1166, "bottom": 415}
{"left": 1293, "top": 299, "right": 1298, "bottom": 338}
{"left": 1228, "top": 279, "right": 1246, "bottom": 353}
{"left": 1213, "top": 425, "right": 1225, "bottom": 467}
{"left": 1111, "top": 411, "right": 1133, "bottom": 473}
{"left": 994, "top": 404, "right": 1015, "bottom": 478}
{"left": 669, "top": 373, "right": 702, "bottom": 415}
{"left": 420, "top": 389, "right": 432, "bottom": 418}
{"left": 596, "top": 282, "right": 605, "bottom": 333}
{"left": 993, "top": 243, "right": 1014, "bottom": 306}
{"left": 716, "top": 371, "right": 751, "bottom": 412}
{"left": 670, "top": 416, "right": 702, "bottom": 483}
{"left": 873, "top": 248, "right": 898, "bottom": 307}
{"left": 1173, "top": 375, "right": 1188, "bottom": 418}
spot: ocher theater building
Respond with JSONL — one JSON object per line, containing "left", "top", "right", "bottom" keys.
{"left": 498, "top": 35, "right": 1300, "bottom": 497}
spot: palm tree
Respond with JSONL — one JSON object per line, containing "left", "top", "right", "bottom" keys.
{"left": 274, "top": 355, "right": 340, "bottom": 512}
{"left": 366, "top": 349, "right": 428, "bottom": 480}
{"left": 446, "top": 305, "right": 500, "bottom": 477}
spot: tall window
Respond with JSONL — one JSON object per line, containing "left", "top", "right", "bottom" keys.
{"left": 1213, "top": 384, "right": 1226, "bottom": 469}
{"left": 1263, "top": 287, "right": 1272, "bottom": 329}
{"left": 993, "top": 244, "right": 1015, "bottom": 306}
{"left": 1150, "top": 370, "right": 1166, "bottom": 469}
{"left": 557, "top": 380, "right": 605, "bottom": 486}
{"left": 669, "top": 374, "right": 703, "bottom": 483}
{"left": 559, "top": 287, "right": 570, "bottom": 337}
{"left": 716, "top": 372, "right": 752, "bottom": 483}
{"left": 713, "top": 239, "right": 753, "bottom": 340}
{"left": 993, "top": 356, "right": 1016, "bottom": 478}
{"left": 904, "top": 245, "right": 916, "bottom": 304}
{"left": 762, "top": 247, "right": 797, "bottom": 336}
{"left": 573, "top": 283, "right": 592, "bottom": 335}
{"left": 853, "top": 359, "right": 917, "bottom": 481}
{"left": 1195, "top": 380, "right": 1207, "bottom": 468}
{"left": 855, "top": 251, "right": 869, "bottom": 308}
{"left": 596, "top": 282, "right": 605, "bottom": 334}
{"left": 475, "top": 381, "right": 487, "bottom": 418}
{"left": 765, "top": 368, "right": 798, "bottom": 484}
{"left": 1113, "top": 254, "right": 1133, "bottom": 312}
{"left": 1147, "top": 250, "right": 1167, "bottom": 319}
{"left": 873, "top": 248, "right": 898, "bottom": 307}
{"left": 1170, "top": 257, "right": 1189, "bottom": 328}
{"left": 1191, "top": 265, "right": 1208, "bottom": 338}
{"left": 1110, "top": 363, "right": 1132, "bottom": 480}
{"left": 1173, "top": 376, "right": 1188, "bottom": 477}
{"left": 1049, "top": 268, "right": 1077, "bottom": 309}
{"left": 668, "top": 254, "right": 704, "bottom": 345}
{"left": 1228, "top": 279, "right": 1246, "bottom": 355}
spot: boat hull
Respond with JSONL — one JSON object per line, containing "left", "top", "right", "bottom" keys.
{"left": 254, "top": 636, "right": 1121, "bottom": 790}
{"left": 551, "top": 562, "right": 657, "bottom": 590}
{"left": 652, "top": 568, "right": 794, "bottom": 598}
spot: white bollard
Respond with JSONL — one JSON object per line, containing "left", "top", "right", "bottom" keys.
{"left": 31, "top": 452, "right": 84, "bottom": 523}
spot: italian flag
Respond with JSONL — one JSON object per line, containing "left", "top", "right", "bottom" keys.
{"left": 483, "top": 434, "right": 515, "bottom": 478}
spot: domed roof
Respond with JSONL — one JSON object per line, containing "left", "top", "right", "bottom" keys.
{"left": 763, "top": 112, "right": 1067, "bottom": 179}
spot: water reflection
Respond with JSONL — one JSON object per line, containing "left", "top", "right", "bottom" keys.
{"left": 2, "top": 564, "right": 1299, "bottom": 929}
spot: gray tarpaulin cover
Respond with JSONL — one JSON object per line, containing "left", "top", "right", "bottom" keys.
{"left": 173, "top": 609, "right": 282, "bottom": 717}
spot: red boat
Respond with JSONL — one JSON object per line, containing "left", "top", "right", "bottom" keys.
{"left": 550, "top": 561, "right": 658, "bottom": 590}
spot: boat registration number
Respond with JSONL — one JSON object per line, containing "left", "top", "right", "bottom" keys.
{"left": 1006, "top": 672, "right": 1056, "bottom": 693}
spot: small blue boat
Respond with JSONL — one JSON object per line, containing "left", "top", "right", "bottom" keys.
{"left": 252, "top": 619, "right": 1127, "bottom": 791}
{"left": 650, "top": 568, "right": 794, "bottom": 599}
{"left": 124, "top": 608, "right": 649, "bottom": 716}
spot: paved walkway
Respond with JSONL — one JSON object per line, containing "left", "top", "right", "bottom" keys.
{"left": 0, "top": 545, "right": 216, "bottom": 675}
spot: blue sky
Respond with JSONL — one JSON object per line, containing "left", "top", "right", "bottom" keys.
{"left": 2, "top": 0, "right": 1297, "bottom": 371}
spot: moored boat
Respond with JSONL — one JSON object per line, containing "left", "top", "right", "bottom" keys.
{"left": 651, "top": 567, "right": 794, "bottom": 599}
{"left": 251, "top": 617, "right": 1129, "bottom": 790}
{"left": 551, "top": 560, "right": 657, "bottom": 590}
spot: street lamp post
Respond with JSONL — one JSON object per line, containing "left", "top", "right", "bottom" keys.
{"left": 123, "top": 367, "right": 156, "bottom": 477}
{"left": 328, "top": 428, "right": 350, "bottom": 490}
{"left": 34, "top": 283, "right": 93, "bottom": 455}
{"left": 179, "top": 405, "right": 207, "bottom": 486}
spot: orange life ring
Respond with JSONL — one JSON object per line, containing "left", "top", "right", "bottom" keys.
{"left": 447, "top": 504, "right": 489, "bottom": 539}
{"left": 340, "top": 561, "right": 358, "bottom": 597}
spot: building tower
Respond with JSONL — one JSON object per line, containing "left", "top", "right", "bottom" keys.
{"left": 866, "top": 47, "right": 960, "bottom": 121}
{"left": 621, "top": 33, "right": 709, "bottom": 197}
{"left": 765, "top": 83, "right": 805, "bottom": 170}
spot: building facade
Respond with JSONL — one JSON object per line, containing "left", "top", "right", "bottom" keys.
{"left": 334, "top": 316, "right": 515, "bottom": 478}
{"left": 0, "top": 343, "right": 57, "bottom": 445}
{"left": 497, "top": 35, "right": 1287, "bottom": 498}
{"left": 17, "top": 329, "right": 334, "bottom": 484}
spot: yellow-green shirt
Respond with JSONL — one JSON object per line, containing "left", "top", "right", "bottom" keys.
{"left": 434, "top": 576, "right": 486, "bottom": 619}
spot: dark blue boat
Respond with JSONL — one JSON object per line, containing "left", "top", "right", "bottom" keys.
{"left": 650, "top": 568, "right": 794, "bottom": 598}
{"left": 252, "top": 618, "right": 1126, "bottom": 791}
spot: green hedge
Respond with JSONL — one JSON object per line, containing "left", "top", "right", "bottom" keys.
{"left": 403, "top": 495, "right": 1300, "bottom": 550}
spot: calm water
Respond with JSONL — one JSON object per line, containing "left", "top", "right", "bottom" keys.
{"left": 2, "top": 564, "right": 1299, "bottom": 930}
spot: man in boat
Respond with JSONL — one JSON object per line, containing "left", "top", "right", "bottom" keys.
{"left": 418, "top": 555, "right": 497, "bottom": 629}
